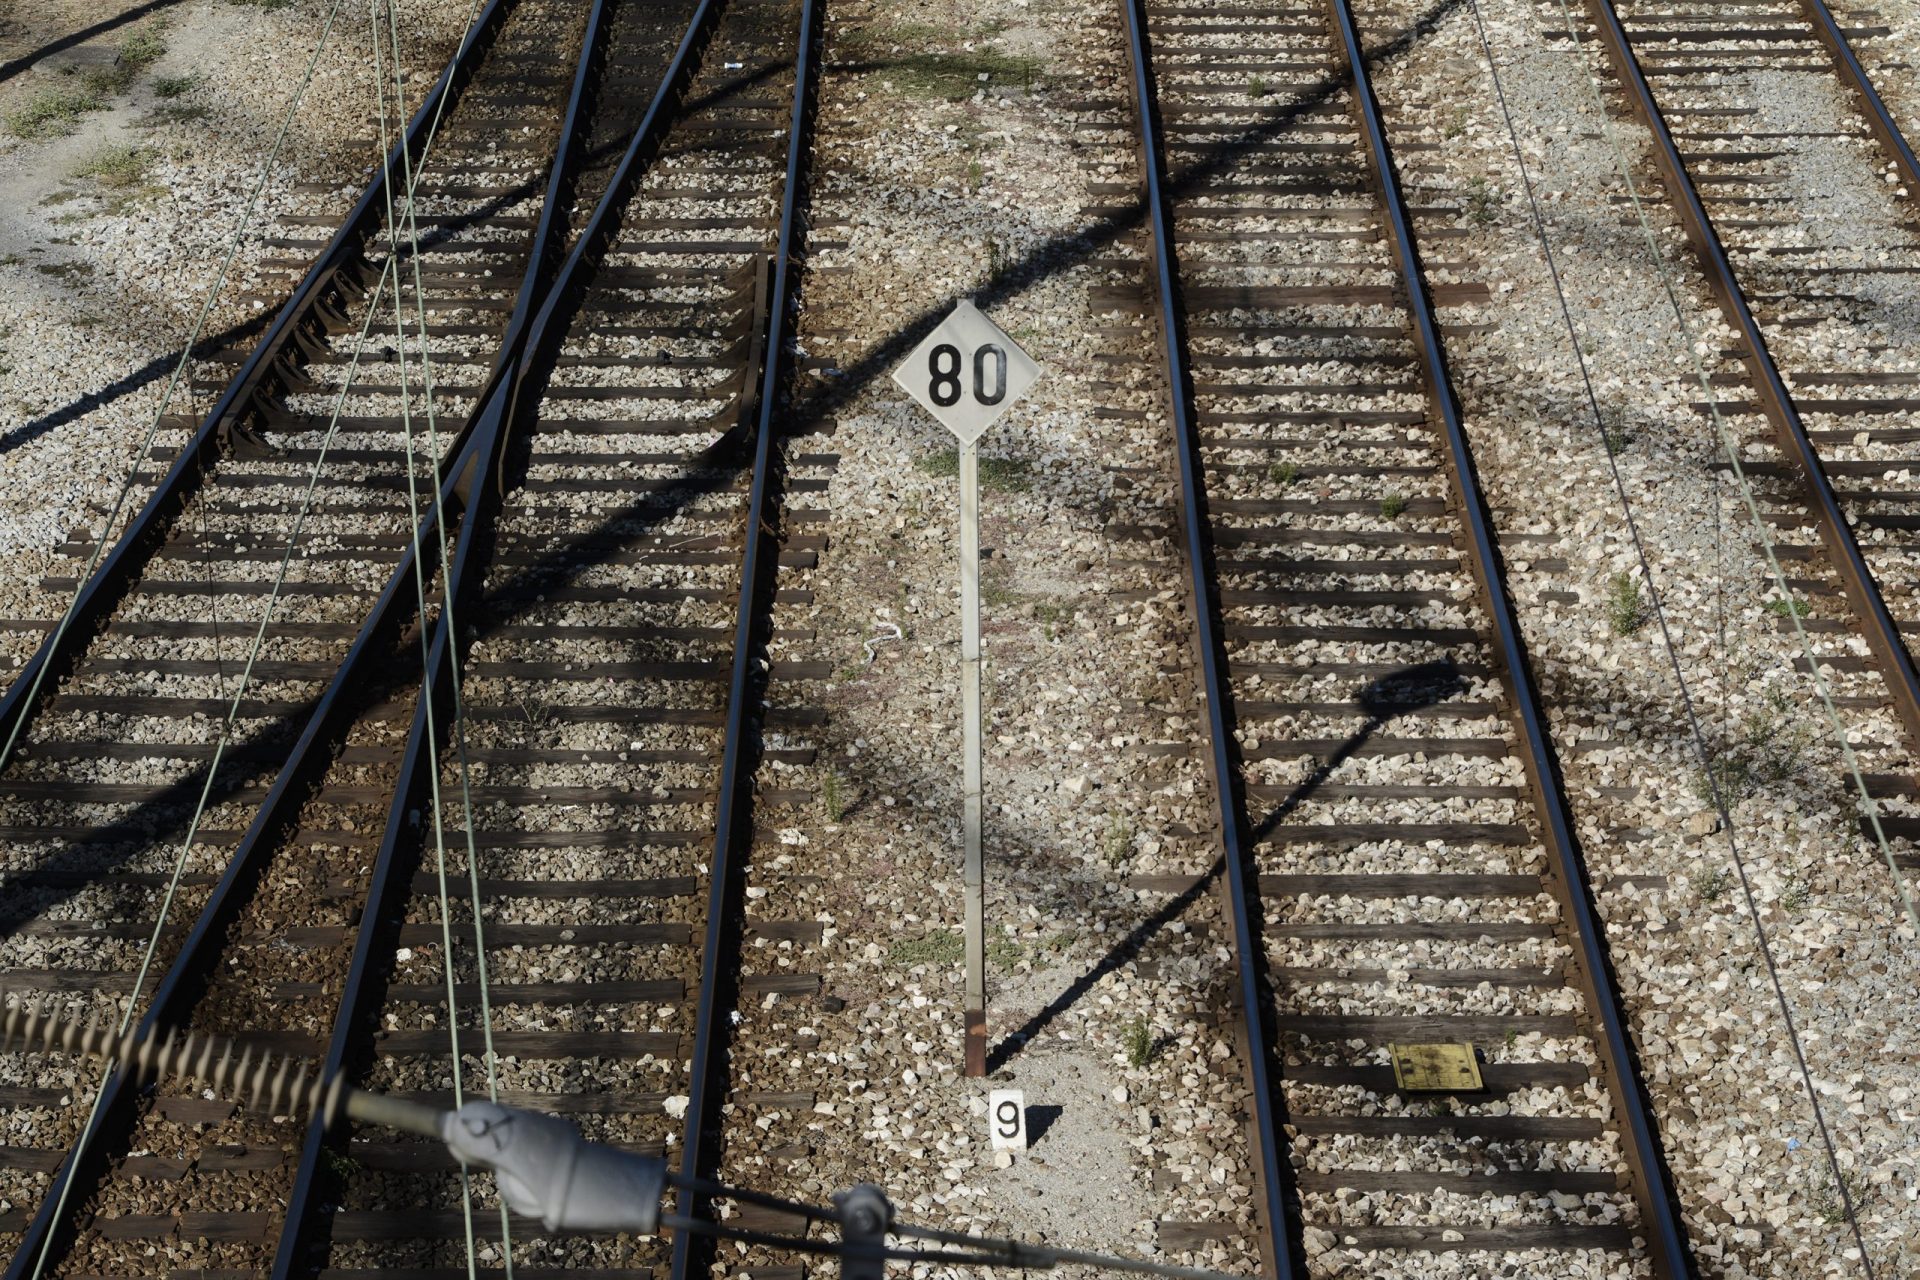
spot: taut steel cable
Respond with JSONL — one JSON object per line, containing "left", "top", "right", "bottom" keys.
{"left": 1467, "top": 0, "right": 1886, "bottom": 1265}
{"left": 364, "top": 0, "right": 505, "bottom": 1275}
{"left": 0, "top": 0, "right": 354, "bottom": 774}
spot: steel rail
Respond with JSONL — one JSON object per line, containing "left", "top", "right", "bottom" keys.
{"left": 0, "top": 5, "right": 624, "bottom": 1273}
{"left": 1115, "top": 1, "right": 1301, "bottom": 1275}
{"left": 0, "top": 430, "right": 476, "bottom": 1280}
{"left": 270, "top": 3, "right": 726, "bottom": 1274}
{"left": 1577, "top": 0, "right": 1920, "bottom": 771}
{"left": 669, "top": 0, "right": 819, "bottom": 1274}
{"left": 1791, "top": 0, "right": 1920, "bottom": 195}
{"left": 1326, "top": 0, "right": 1696, "bottom": 1273}
{"left": 0, "top": 0, "right": 519, "bottom": 759}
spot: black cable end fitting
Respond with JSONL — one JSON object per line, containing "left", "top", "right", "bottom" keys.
{"left": 832, "top": 1184, "right": 893, "bottom": 1280}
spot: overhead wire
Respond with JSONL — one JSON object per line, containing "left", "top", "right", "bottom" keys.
{"left": 15, "top": 3, "right": 505, "bottom": 1274}
{"left": 1463, "top": 0, "right": 1889, "bottom": 1265}
{"left": 0, "top": 0, "right": 354, "bottom": 776}
{"left": 379, "top": 0, "right": 502, "bottom": 1133}
{"left": 22, "top": 183, "right": 416, "bottom": 1280}
{"left": 20, "top": 4, "right": 492, "bottom": 1262}
{"left": 364, "top": 0, "right": 504, "bottom": 1275}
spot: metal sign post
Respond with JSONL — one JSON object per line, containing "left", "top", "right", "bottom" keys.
{"left": 892, "top": 299, "right": 1041, "bottom": 1077}
{"left": 959, "top": 438, "right": 986, "bottom": 1075}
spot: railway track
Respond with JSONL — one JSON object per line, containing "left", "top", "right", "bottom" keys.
{"left": 0, "top": 0, "right": 599, "bottom": 1269}
{"left": 273, "top": 0, "right": 822, "bottom": 1274}
{"left": 1115, "top": 0, "right": 1695, "bottom": 1273}
{"left": 0, "top": 0, "right": 826, "bottom": 1272}
{"left": 1560, "top": 0, "right": 1920, "bottom": 881}
{"left": 5, "top": 0, "right": 1920, "bottom": 1274}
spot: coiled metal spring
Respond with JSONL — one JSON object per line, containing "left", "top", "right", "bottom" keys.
{"left": 0, "top": 1001, "right": 348, "bottom": 1129}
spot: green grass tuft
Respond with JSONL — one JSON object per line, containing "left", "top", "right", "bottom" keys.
{"left": 917, "top": 448, "right": 1032, "bottom": 492}
{"left": 891, "top": 50, "right": 1041, "bottom": 98}
{"left": 888, "top": 930, "right": 964, "bottom": 968}
{"left": 145, "top": 102, "right": 209, "bottom": 126}
{"left": 9, "top": 28, "right": 168, "bottom": 138}
{"left": 121, "top": 31, "right": 167, "bottom": 71}
{"left": 83, "top": 31, "right": 168, "bottom": 96}
{"left": 1034, "top": 599, "right": 1074, "bottom": 639}
{"left": 1466, "top": 177, "right": 1498, "bottom": 226}
{"left": 1122, "top": 1017, "right": 1153, "bottom": 1068}
{"left": 7, "top": 86, "right": 105, "bottom": 139}
{"left": 843, "top": 25, "right": 1043, "bottom": 99}
{"left": 1693, "top": 695, "right": 1805, "bottom": 807}
{"left": 1607, "top": 571, "right": 1645, "bottom": 636}
{"left": 76, "top": 143, "right": 153, "bottom": 189}
{"left": 152, "top": 74, "right": 199, "bottom": 100}
{"left": 1815, "top": 1171, "right": 1865, "bottom": 1225}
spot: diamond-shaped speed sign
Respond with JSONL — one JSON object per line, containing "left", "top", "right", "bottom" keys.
{"left": 891, "top": 299, "right": 1042, "bottom": 445}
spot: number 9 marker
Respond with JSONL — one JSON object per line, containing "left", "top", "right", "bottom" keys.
{"left": 988, "top": 1088, "right": 1028, "bottom": 1151}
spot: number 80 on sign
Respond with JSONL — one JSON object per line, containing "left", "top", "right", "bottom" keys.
{"left": 892, "top": 299, "right": 1042, "bottom": 445}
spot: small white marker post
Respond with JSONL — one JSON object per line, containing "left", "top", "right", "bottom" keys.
{"left": 988, "top": 1088, "right": 1029, "bottom": 1153}
{"left": 892, "top": 300, "right": 1041, "bottom": 1077}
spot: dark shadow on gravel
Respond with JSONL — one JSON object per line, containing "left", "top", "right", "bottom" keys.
{"left": 0, "top": 40, "right": 782, "bottom": 459}
{"left": 1024, "top": 1102, "right": 1063, "bottom": 1146}
{"left": 0, "top": 656, "right": 440, "bottom": 944}
{"left": 1246, "top": 657, "right": 1467, "bottom": 845}
{"left": 0, "top": 144, "right": 582, "bottom": 462}
{"left": 0, "top": 310, "right": 270, "bottom": 459}
{"left": 985, "top": 853, "right": 1225, "bottom": 1075}
{"left": 0, "top": 0, "right": 1467, "bottom": 1107}
{"left": 985, "top": 661, "right": 1464, "bottom": 1073}
{"left": 0, "top": 0, "right": 187, "bottom": 85}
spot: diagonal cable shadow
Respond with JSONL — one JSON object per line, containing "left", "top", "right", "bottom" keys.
{"left": 0, "top": 0, "right": 186, "bottom": 85}
{"left": 985, "top": 659, "right": 1465, "bottom": 1074}
{"left": 0, "top": 77, "right": 779, "bottom": 944}
{"left": 0, "top": 0, "right": 1466, "bottom": 1041}
{"left": 1247, "top": 657, "right": 1468, "bottom": 846}
{"left": 0, "top": 311, "right": 270, "bottom": 459}
{"left": 0, "top": 54, "right": 785, "bottom": 463}
{"left": 0, "top": 649, "right": 441, "bottom": 942}
{"left": 0, "top": 146, "right": 588, "bottom": 463}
